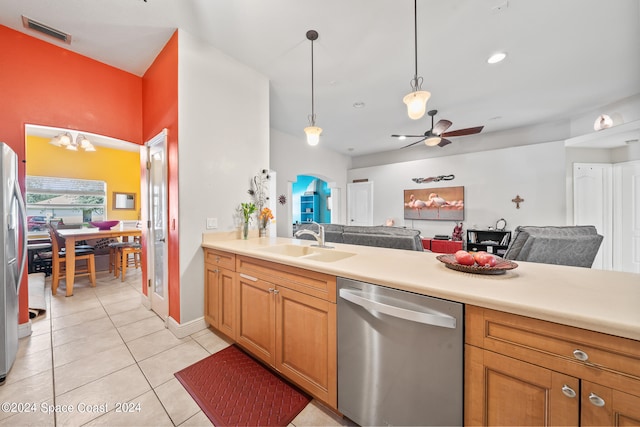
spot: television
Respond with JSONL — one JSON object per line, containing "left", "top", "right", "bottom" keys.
{"left": 404, "top": 186, "right": 464, "bottom": 221}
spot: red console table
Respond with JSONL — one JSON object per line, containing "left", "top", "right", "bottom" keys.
{"left": 422, "top": 238, "right": 463, "bottom": 254}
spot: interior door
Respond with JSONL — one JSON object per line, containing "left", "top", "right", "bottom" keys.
{"left": 614, "top": 161, "right": 640, "bottom": 273}
{"left": 573, "top": 163, "right": 612, "bottom": 270}
{"left": 145, "top": 130, "right": 168, "bottom": 319}
{"left": 347, "top": 182, "right": 373, "bottom": 226}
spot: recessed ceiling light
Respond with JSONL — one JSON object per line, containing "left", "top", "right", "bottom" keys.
{"left": 353, "top": 102, "right": 365, "bottom": 108}
{"left": 487, "top": 52, "right": 507, "bottom": 64}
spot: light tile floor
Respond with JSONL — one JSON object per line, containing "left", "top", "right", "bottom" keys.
{"left": 0, "top": 269, "right": 350, "bottom": 427}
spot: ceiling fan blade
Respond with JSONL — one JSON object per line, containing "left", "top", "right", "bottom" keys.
{"left": 401, "top": 138, "right": 426, "bottom": 148}
{"left": 432, "top": 119, "right": 453, "bottom": 136}
{"left": 437, "top": 138, "right": 452, "bottom": 147}
{"left": 391, "top": 134, "right": 427, "bottom": 138}
{"left": 441, "top": 126, "right": 484, "bottom": 137}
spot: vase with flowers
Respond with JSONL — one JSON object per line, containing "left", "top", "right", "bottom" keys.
{"left": 258, "top": 207, "right": 274, "bottom": 237}
{"left": 238, "top": 202, "right": 256, "bottom": 239}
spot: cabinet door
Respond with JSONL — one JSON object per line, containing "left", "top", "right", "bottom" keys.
{"left": 217, "top": 268, "right": 236, "bottom": 340}
{"left": 465, "top": 346, "right": 579, "bottom": 426}
{"left": 275, "top": 286, "right": 337, "bottom": 409}
{"left": 236, "top": 273, "right": 276, "bottom": 365}
{"left": 204, "top": 264, "right": 219, "bottom": 328}
{"left": 581, "top": 381, "right": 640, "bottom": 426}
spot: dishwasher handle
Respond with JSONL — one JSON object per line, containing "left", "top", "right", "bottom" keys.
{"left": 339, "top": 288, "right": 457, "bottom": 329}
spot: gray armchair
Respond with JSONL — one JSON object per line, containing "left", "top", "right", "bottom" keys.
{"left": 503, "top": 225, "right": 603, "bottom": 268}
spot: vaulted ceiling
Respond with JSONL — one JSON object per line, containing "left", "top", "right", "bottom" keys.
{"left": 2, "top": 0, "right": 639, "bottom": 158}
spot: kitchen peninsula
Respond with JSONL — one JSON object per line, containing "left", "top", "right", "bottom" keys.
{"left": 202, "top": 235, "right": 640, "bottom": 425}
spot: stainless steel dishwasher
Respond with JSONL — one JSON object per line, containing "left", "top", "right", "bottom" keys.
{"left": 337, "top": 277, "right": 463, "bottom": 426}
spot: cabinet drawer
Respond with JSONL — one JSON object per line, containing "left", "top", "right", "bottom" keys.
{"left": 204, "top": 248, "right": 236, "bottom": 271}
{"left": 466, "top": 306, "right": 640, "bottom": 388}
{"left": 236, "top": 256, "right": 336, "bottom": 302}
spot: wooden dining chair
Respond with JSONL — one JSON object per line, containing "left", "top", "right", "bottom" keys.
{"left": 47, "top": 225, "right": 97, "bottom": 295}
{"left": 115, "top": 243, "right": 142, "bottom": 281}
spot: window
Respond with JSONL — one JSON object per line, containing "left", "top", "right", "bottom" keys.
{"left": 26, "top": 176, "right": 106, "bottom": 228}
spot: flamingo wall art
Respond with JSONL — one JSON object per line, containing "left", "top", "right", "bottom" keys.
{"left": 404, "top": 186, "right": 464, "bottom": 221}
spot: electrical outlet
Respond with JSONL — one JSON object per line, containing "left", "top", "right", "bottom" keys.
{"left": 206, "top": 218, "right": 218, "bottom": 229}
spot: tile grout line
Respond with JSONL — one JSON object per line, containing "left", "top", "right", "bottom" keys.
{"left": 93, "top": 275, "right": 178, "bottom": 427}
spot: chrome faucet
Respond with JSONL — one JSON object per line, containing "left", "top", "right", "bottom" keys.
{"left": 295, "top": 221, "right": 332, "bottom": 248}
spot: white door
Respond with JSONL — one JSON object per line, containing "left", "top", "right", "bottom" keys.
{"left": 145, "top": 130, "right": 169, "bottom": 319}
{"left": 573, "top": 163, "right": 612, "bottom": 270}
{"left": 347, "top": 182, "right": 373, "bottom": 226}
{"left": 613, "top": 161, "right": 640, "bottom": 273}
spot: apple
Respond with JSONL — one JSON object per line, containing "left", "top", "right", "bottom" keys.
{"left": 454, "top": 250, "right": 475, "bottom": 266}
{"left": 472, "top": 251, "right": 487, "bottom": 262}
{"left": 475, "top": 252, "right": 497, "bottom": 267}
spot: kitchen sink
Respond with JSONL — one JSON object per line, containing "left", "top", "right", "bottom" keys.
{"left": 258, "top": 244, "right": 355, "bottom": 263}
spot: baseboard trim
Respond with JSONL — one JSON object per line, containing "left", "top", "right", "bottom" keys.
{"left": 166, "top": 316, "right": 208, "bottom": 339}
{"left": 140, "top": 293, "right": 150, "bottom": 310}
{"left": 18, "top": 321, "right": 32, "bottom": 338}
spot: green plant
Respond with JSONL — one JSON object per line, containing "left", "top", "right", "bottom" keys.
{"left": 238, "top": 202, "right": 257, "bottom": 224}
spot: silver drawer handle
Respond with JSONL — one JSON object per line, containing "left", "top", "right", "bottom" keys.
{"left": 239, "top": 273, "right": 258, "bottom": 282}
{"left": 561, "top": 385, "right": 576, "bottom": 398}
{"left": 588, "top": 392, "right": 605, "bottom": 407}
{"left": 573, "top": 349, "right": 589, "bottom": 361}
{"left": 273, "top": 289, "right": 279, "bottom": 295}
{"left": 268, "top": 288, "right": 275, "bottom": 293}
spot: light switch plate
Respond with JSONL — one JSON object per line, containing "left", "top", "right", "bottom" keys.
{"left": 206, "top": 218, "right": 218, "bottom": 229}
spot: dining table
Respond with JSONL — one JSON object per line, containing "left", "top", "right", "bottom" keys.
{"left": 55, "top": 226, "right": 142, "bottom": 296}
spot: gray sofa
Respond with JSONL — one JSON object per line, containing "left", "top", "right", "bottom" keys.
{"left": 295, "top": 223, "right": 424, "bottom": 251}
{"left": 503, "top": 225, "right": 603, "bottom": 268}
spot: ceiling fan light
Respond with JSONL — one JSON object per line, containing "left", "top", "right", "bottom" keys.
{"left": 84, "top": 143, "right": 96, "bottom": 152}
{"left": 424, "top": 136, "right": 441, "bottom": 146}
{"left": 59, "top": 132, "right": 72, "bottom": 146}
{"left": 49, "top": 135, "right": 62, "bottom": 147}
{"left": 65, "top": 143, "right": 78, "bottom": 151}
{"left": 77, "top": 134, "right": 91, "bottom": 149}
{"left": 304, "top": 126, "right": 322, "bottom": 146}
{"left": 403, "top": 90, "right": 431, "bottom": 120}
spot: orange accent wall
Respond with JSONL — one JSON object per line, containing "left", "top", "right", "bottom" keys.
{"left": 142, "top": 31, "right": 180, "bottom": 320}
{"left": 0, "top": 25, "right": 143, "bottom": 324}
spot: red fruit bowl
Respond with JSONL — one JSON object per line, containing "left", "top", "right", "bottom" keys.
{"left": 90, "top": 220, "right": 120, "bottom": 230}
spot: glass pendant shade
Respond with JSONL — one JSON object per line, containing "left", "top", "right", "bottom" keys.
{"left": 304, "top": 126, "right": 322, "bottom": 146}
{"left": 424, "top": 136, "right": 441, "bottom": 146}
{"left": 403, "top": 90, "right": 431, "bottom": 120}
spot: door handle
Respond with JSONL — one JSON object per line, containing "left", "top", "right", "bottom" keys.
{"left": 339, "top": 288, "right": 456, "bottom": 328}
{"left": 14, "top": 183, "right": 28, "bottom": 291}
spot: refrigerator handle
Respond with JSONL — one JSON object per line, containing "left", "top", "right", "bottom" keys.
{"left": 339, "top": 288, "right": 457, "bottom": 329}
{"left": 14, "top": 182, "right": 28, "bottom": 292}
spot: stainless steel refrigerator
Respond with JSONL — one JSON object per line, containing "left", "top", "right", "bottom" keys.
{"left": 0, "top": 142, "right": 27, "bottom": 385}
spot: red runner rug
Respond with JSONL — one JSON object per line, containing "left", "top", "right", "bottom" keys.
{"left": 174, "top": 344, "right": 311, "bottom": 426}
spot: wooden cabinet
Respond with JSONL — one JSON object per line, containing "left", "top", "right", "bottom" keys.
{"left": 236, "top": 256, "right": 337, "bottom": 409}
{"left": 466, "top": 229, "right": 511, "bottom": 256}
{"left": 203, "top": 249, "right": 237, "bottom": 340}
{"left": 465, "top": 306, "right": 640, "bottom": 426}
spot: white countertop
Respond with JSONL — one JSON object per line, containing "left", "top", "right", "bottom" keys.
{"left": 202, "top": 235, "right": 640, "bottom": 342}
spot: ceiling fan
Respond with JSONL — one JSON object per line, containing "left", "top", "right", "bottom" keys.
{"left": 392, "top": 110, "right": 484, "bottom": 148}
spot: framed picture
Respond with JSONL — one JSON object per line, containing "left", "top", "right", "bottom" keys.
{"left": 404, "top": 186, "right": 464, "bottom": 221}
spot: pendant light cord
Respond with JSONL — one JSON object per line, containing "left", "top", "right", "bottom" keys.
{"left": 310, "top": 36, "right": 316, "bottom": 125}
{"left": 410, "top": 0, "right": 423, "bottom": 91}
{"left": 413, "top": 0, "right": 418, "bottom": 80}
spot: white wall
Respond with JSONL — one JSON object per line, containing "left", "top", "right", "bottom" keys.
{"left": 347, "top": 141, "right": 567, "bottom": 238}
{"left": 270, "top": 128, "right": 351, "bottom": 237}
{"left": 178, "top": 30, "right": 270, "bottom": 323}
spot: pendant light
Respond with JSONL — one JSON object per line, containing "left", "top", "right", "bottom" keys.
{"left": 403, "top": 0, "right": 431, "bottom": 120}
{"left": 304, "top": 30, "right": 322, "bottom": 146}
